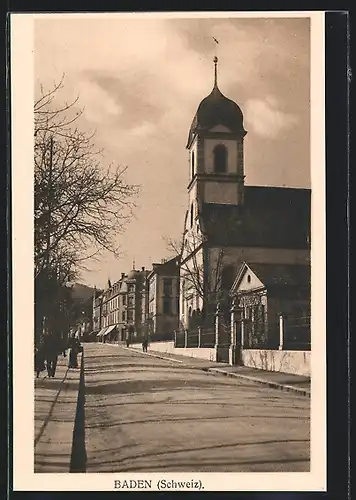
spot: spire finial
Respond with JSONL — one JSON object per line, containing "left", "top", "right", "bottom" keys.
{"left": 213, "top": 37, "right": 219, "bottom": 87}
{"left": 214, "top": 55, "right": 218, "bottom": 87}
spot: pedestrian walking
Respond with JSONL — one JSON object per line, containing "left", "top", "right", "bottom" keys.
{"left": 62, "top": 338, "right": 67, "bottom": 357}
{"left": 67, "top": 334, "right": 81, "bottom": 368}
{"left": 142, "top": 337, "right": 148, "bottom": 352}
{"left": 43, "top": 334, "right": 59, "bottom": 378}
{"left": 34, "top": 342, "right": 45, "bottom": 378}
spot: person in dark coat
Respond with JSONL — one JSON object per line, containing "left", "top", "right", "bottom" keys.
{"left": 142, "top": 337, "right": 148, "bottom": 352}
{"left": 67, "top": 334, "right": 81, "bottom": 368}
{"left": 43, "top": 334, "right": 59, "bottom": 378}
{"left": 35, "top": 342, "right": 46, "bottom": 378}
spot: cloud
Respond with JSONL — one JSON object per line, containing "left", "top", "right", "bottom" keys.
{"left": 244, "top": 96, "right": 299, "bottom": 139}
{"left": 33, "top": 15, "right": 310, "bottom": 287}
{"left": 128, "top": 120, "right": 156, "bottom": 138}
{"left": 76, "top": 80, "right": 123, "bottom": 123}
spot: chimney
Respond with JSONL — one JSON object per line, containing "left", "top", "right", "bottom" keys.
{"left": 121, "top": 273, "right": 125, "bottom": 279}
{"left": 141, "top": 266, "right": 145, "bottom": 271}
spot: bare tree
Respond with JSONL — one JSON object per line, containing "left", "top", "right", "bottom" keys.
{"left": 34, "top": 77, "right": 139, "bottom": 340}
{"left": 34, "top": 77, "right": 139, "bottom": 279}
{"left": 165, "top": 231, "right": 226, "bottom": 326}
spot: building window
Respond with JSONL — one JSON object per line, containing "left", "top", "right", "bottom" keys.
{"left": 191, "top": 151, "right": 195, "bottom": 178}
{"left": 122, "top": 295, "right": 126, "bottom": 305}
{"left": 128, "top": 296, "right": 134, "bottom": 306}
{"left": 213, "top": 144, "right": 228, "bottom": 173}
{"left": 163, "top": 278, "right": 173, "bottom": 297}
{"left": 122, "top": 311, "right": 126, "bottom": 321}
{"left": 163, "top": 298, "right": 172, "bottom": 315}
{"left": 247, "top": 274, "right": 251, "bottom": 283}
{"left": 190, "top": 203, "right": 194, "bottom": 228}
{"left": 127, "top": 310, "right": 133, "bottom": 321}
{"left": 128, "top": 284, "right": 135, "bottom": 293}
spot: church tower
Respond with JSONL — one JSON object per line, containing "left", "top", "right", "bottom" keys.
{"left": 186, "top": 56, "right": 247, "bottom": 220}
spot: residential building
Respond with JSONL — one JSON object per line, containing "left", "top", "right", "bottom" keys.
{"left": 147, "top": 257, "right": 180, "bottom": 340}
{"left": 92, "top": 287, "right": 103, "bottom": 335}
{"left": 93, "top": 266, "right": 151, "bottom": 343}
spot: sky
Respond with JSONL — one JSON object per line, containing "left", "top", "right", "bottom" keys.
{"left": 34, "top": 14, "right": 311, "bottom": 289}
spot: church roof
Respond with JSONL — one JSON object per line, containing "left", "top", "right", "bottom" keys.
{"left": 200, "top": 186, "right": 311, "bottom": 249}
{"left": 231, "top": 261, "right": 310, "bottom": 296}
{"left": 245, "top": 262, "right": 310, "bottom": 288}
{"left": 187, "top": 84, "right": 246, "bottom": 148}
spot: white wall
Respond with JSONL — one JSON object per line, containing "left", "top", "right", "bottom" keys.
{"left": 188, "top": 182, "right": 197, "bottom": 208}
{"left": 129, "top": 342, "right": 310, "bottom": 376}
{"left": 238, "top": 267, "right": 264, "bottom": 291}
{"left": 241, "top": 349, "right": 311, "bottom": 377}
{"left": 130, "top": 341, "right": 217, "bottom": 362}
{"left": 180, "top": 247, "right": 204, "bottom": 327}
{"left": 204, "top": 181, "right": 238, "bottom": 204}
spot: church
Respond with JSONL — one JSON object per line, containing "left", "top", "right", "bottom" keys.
{"left": 179, "top": 56, "right": 311, "bottom": 336}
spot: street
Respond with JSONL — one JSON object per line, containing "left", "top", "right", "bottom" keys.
{"left": 83, "top": 344, "right": 310, "bottom": 473}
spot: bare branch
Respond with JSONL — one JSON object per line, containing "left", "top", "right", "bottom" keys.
{"left": 34, "top": 77, "right": 140, "bottom": 286}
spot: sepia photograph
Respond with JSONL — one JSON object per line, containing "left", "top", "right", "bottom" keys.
{"left": 11, "top": 11, "right": 326, "bottom": 492}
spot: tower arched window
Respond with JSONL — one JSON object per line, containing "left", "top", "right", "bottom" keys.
{"left": 191, "top": 151, "right": 195, "bottom": 178}
{"left": 190, "top": 203, "right": 194, "bottom": 228}
{"left": 213, "top": 144, "right": 228, "bottom": 173}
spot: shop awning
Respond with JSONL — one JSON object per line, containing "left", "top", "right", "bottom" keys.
{"left": 103, "top": 325, "right": 116, "bottom": 336}
{"left": 96, "top": 327, "right": 108, "bottom": 337}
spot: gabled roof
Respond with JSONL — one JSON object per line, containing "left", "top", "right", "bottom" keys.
{"left": 248, "top": 263, "right": 310, "bottom": 287}
{"left": 201, "top": 186, "right": 311, "bottom": 249}
{"left": 231, "top": 261, "right": 311, "bottom": 293}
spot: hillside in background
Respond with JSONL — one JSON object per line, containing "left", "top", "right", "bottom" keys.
{"left": 70, "top": 283, "right": 102, "bottom": 304}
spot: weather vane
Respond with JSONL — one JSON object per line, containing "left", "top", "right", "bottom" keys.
{"left": 213, "top": 36, "right": 219, "bottom": 56}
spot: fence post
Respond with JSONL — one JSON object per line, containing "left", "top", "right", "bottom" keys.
{"left": 279, "top": 313, "right": 285, "bottom": 350}
{"left": 214, "top": 303, "right": 223, "bottom": 362}
{"left": 229, "top": 298, "right": 239, "bottom": 366}
{"left": 198, "top": 327, "right": 202, "bottom": 348}
{"left": 184, "top": 329, "right": 188, "bottom": 348}
{"left": 241, "top": 319, "right": 245, "bottom": 349}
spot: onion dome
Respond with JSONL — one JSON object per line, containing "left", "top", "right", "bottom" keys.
{"left": 187, "top": 56, "right": 246, "bottom": 148}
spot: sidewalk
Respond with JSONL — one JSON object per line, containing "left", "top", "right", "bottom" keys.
{"left": 34, "top": 353, "right": 82, "bottom": 472}
{"left": 124, "top": 345, "right": 311, "bottom": 397}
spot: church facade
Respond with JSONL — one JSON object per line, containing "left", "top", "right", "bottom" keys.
{"left": 179, "top": 57, "right": 311, "bottom": 332}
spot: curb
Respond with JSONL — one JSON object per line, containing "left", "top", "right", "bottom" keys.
{"left": 120, "top": 346, "right": 184, "bottom": 364}
{"left": 207, "top": 368, "right": 311, "bottom": 397}
{"left": 111, "top": 344, "right": 310, "bottom": 398}
{"left": 70, "top": 351, "right": 87, "bottom": 472}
